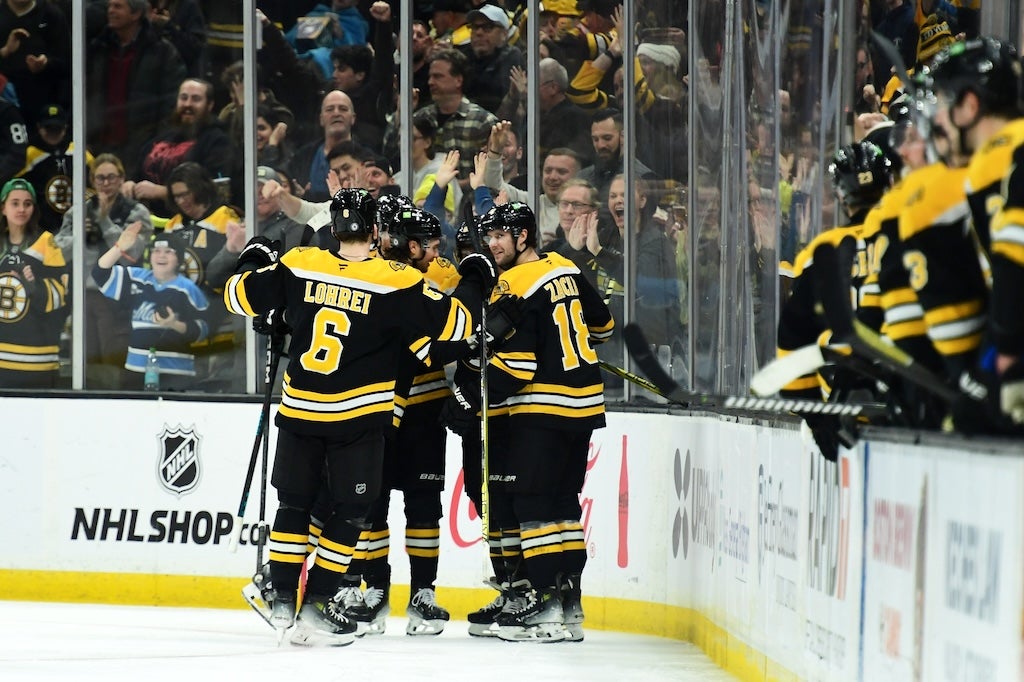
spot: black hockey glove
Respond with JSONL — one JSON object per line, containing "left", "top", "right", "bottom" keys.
{"left": 458, "top": 252, "right": 498, "bottom": 294}
{"left": 235, "top": 236, "right": 282, "bottom": 274}
{"left": 467, "top": 294, "right": 524, "bottom": 351}
{"left": 440, "top": 383, "right": 480, "bottom": 437}
{"left": 950, "top": 368, "right": 1006, "bottom": 435}
{"left": 253, "top": 307, "right": 291, "bottom": 339}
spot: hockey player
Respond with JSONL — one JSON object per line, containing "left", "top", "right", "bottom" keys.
{"left": 445, "top": 201, "right": 614, "bottom": 642}
{"left": 901, "top": 38, "right": 1019, "bottom": 432}
{"left": 775, "top": 141, "right": 896, "bottom": 457}
{"left": 927, "top": 39, "right": 1024, "bottom": 425}
{"left": 223, "top": 188, "right": 478, "bottom": 646}
{"left": 335, "top": 206, "right": 461, "bottom": 636}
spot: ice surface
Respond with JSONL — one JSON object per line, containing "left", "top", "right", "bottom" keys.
{"left": 0, "top": 601, "right": 738, "bottom": 681}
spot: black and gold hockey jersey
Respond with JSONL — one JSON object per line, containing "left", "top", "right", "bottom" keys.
{"left": 165, "top": 204, "right": 241, "bottom": 291}
{"left": 487, "top": 252, "right": 614, "bottom": 430}
{"left": 990, "top": 140, "right": 1024, "bottom": 357}
{"left": 898, "top": 162, "right": 986, "bottom": 378}
{"left": 224, "top": 247, "right": 472, "bottom": 436}
{"left": 0, "top": 231, "right": 68, "bottom": 377}
{"left": 964, "top": 118, "right": 1024, "bottom": 252}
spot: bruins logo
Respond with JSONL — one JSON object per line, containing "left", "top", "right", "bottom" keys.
{"left": 0, "top": 272, "right": 29, "bottom": 322}
{"left": 45, "top": 175, "right": 73, "bottom": 214}
{"left": 388, "top": 260, "right": 409, "bottom": 271}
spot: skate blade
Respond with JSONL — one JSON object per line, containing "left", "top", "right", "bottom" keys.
{"left": 497, "top": 623, "right": 567, "bottom": 643}
{"left": 562, "top": 624, "right": 584, "bottom": 642}
{"left": 406, "top": 617, "right": 447, "bottom": 636}
{"left": 467, "top": 622, "right": 500, "bottom": 637}
{"left": 288, "top": 623, "right": 355, "bottom": 647}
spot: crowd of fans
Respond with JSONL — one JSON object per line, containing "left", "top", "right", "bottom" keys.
{"left": 0, "top": 0, "right": 691, "bottom": 393}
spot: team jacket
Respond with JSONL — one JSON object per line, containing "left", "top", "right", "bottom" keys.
{"left": 898, "top": 163, "right": 986, "bottom": 379}
{"left": 224, "top": 247, "right": 472, "bottom": 436}
{"left": 0, "top": 231, "right": 68, "bottom": 373}
{"left": 165, "top": 204, "right": 242, "bottom": 292}
{"left": 487, "top": 252, "right": 614, "bottom": 430}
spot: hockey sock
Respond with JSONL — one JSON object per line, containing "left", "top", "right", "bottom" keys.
{"left": 406, "top": 523, "right": 441, "bottom": 589}
{"left": 304, "top": 513, "right": 364, "bottom": 596}
{"left": 268, "top": 506, "right": 311, "bottom": 592}
{"left": 557, "top": 519, "right": 587, "bottom": 576}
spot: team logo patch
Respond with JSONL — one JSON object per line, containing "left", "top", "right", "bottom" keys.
{"left": 355, "top": 483, "right": 367, "bottom": 494}
{"left": 157, "top": 425, "right": 202, "bottom": 496}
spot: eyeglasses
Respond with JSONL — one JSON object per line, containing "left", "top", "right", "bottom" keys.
{"left": 94, "top": 173, "right": 122, "bottom": 184}
{"left": 558, "top": 200, "right": 595, "bottom": 211}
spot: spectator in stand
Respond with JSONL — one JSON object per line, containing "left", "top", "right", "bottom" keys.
{"left": 284, "top": 0, "right": 368, "bottom": 56}
{"left": 92, "top": 225, "right": 208, "bottom": 391}
{"left": 577, "top": 109, "right": 657, "bottom": 202}
{"left": 542, "top": 0, "right": 615, "bottom": 80}
{"left": 54, "top": 152, "right": 153, "bottom": 389}
{"left": 458, "top": 3, "right": 522, "bottom": 116}
{"left": 411, "top": 19, "right": 435, "bottom": 109}
{"left": 0, "top": 0, "right": 70, "bottom": 131}
{"left": 255, "top": 104, "right": 293, "bottom": 171}
{"left": 549, "top": 177, "right": 599, "bottom": 252}
{"left": 86, "top": 0, "right": 186, "bottom": 180}
{"left": 124, "top": 77, "right": 237, "bottom": 217}
{"left": 17, "top": 104, "right": 93, "bottom": 233}
{"left": 536, "top": 57, "right": 593, "bottom": 164}
{"left": 416, "top": 48, "right": 498, "bottom": 193}
{"left": 289, "top": 89, "right": 364, "bottom": 202}
{"left": 482, "top": 129, "right": 580, "bottom": 246}
{"left": 254, "top": 7, "right": 328, "bottom": 153}
{"left": 147, "top": 0, "right": 207, "bottom": 78}
{"left": 431, "top": 0, "right": 473, "bottom": 50}
{"left": 872, "top": 0, "right": 918, "bottom": 86}
{"left": 217, "top": 60, "right": 295, "bottom": 156}
{"left": 494, "top": 123, "right": 523, "bottom": 189}
{"left": 0, "top": 177, "right": 68, "bottom": 388}
{"left": 161, "top": 160, "right": 242, "bottom": 391}
{"left": 0, "top": 95, "right": 26, "bottom": 188}
{"left": 362, "top": 154, "right": 396, "bottom": 200}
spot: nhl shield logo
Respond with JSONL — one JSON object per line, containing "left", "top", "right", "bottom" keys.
{"left": 157, "top": 425, "right": 202, "bottom": 496}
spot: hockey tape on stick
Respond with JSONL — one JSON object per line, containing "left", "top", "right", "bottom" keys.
{"left": 749, "top": 344, "right": 828, "bottom": 396}
{"left": 622, "top": 323, "right": 890, "bottom": 418}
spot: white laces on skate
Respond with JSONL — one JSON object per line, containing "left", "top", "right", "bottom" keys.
{"left": 333, "top": 586, "right": 364, "bottom": 609}
{"left": 362, "top": 587, "right": 386, "bottom": 609}
{"left": 411, "top": 587, "right": 439, "bottom": 608}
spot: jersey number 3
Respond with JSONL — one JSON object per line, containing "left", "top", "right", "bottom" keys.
{"left": 552, "top": 299, "right": 597, "bottom": 371}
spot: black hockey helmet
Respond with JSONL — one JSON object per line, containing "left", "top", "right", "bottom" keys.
{"left": 330, "top": 188, "right": 377, "bottom": 240}
{"left": 376, "top": 193, "right": 414, "bottom": 232}
{"left": 478, "top": 201, "right": 537, "bottom": 247}
{"left": 388, "top": 207, "right": 442, "bottom": 250}
{"left": 924, "top": 38, "right": 1023, "bottom": 118}
{"left": 828, "top": 141, "right": 894, "bottom": 210}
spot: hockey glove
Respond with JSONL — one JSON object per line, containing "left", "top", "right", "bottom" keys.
{"left": 1000, "top": 361, "right": 1024, "bottom": 425}
{"left": 440, "top": 383, "right": 480, "bottom": 437}
{"left": 458, "top": 252, "right": 498, "bottom": 294}
{"left": 235, "top": 236, "right": 282, "bottom": 274}
{"left": 467, "top": 294, "right": 524, "bottom": 351}
{"left": 253, "top": 308, "right": 291, "bottom": 339}
{"left": 801, "top": 413, "right": 857, "bottom": 463}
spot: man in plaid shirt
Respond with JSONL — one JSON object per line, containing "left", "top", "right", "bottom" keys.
{"left": 415, "top": 48, "right": 498, "bottom": 194}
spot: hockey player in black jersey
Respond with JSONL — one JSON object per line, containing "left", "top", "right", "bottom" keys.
{"left": 445, "top": 201, "right": 614, "bottom": 642}
{"left": 224, "top": 188, "right": 474, "bottom": 646}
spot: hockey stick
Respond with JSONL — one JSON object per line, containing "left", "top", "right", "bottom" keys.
{"left": 749, "top": 344, "right": 828, "bottom": 396}
{"left": 621, "top": 324, "right": 891, "bottom": 418}
{"left": 230, "top": 332, "right": 284, "bottom": 553}
{"left": 812, "top": 239, "right": 962, "bottom": 405}
{"left": 464, "top": 218, "right": 492, "bottom": 542}
{"left": 256, "top": 332, "right": 285, "bottom": 569}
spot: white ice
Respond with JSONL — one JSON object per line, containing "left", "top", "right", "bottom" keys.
{"left": 0, "top": 601, "right": 738, "bottom": 682}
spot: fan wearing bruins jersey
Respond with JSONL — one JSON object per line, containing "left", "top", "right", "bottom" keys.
{"left": 223, "top": 188, "right": 474, "bottom": 647}
{"left": 162, "top": 161, "right": 244, "bottom": 390}
{"left": 465, "top": 201, "right": 613, "bottom": 643}
{"left": 0, "top": 178, "right": 68, "bottom": 388}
